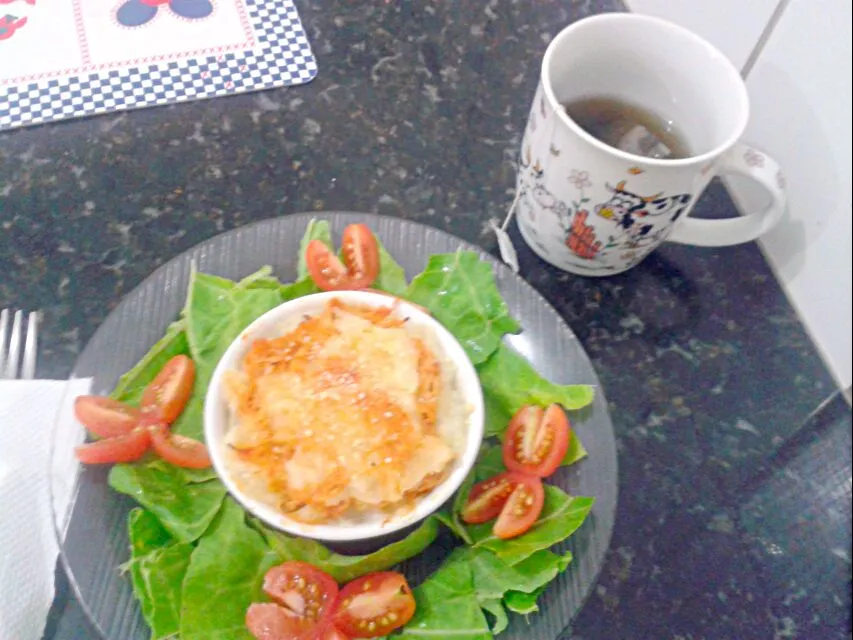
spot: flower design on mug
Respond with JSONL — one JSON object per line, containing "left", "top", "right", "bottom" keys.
{"left": 744, "top": 148, "right": 765, "bottom": 168}
{"left": 568, "top": 169, "right": 592, "bottom": 189}
{"left": 565, "top": 210, "right": 601, "bottom": 260}
{"left": 775, "top": 170, "right": 787, "bottom": 189}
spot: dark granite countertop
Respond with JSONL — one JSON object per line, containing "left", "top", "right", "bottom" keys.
{"left": 1, "top": 0, "right": 850, "bottom": 638}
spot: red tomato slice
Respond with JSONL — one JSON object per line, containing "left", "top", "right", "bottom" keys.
{"left": 149, "top": 425, "right": 212, "bottom": 469}
{"left": 262, "top": 562, "right": 339, "bottom": 632}
{"left": 333, "top": 571, "right": 415, "bottom": 638}
{"left": 246, "top": 602, "right": 316, "bottom": 640}
{"left": 493, "top": 474, "right": 545, "bottom": 540}
{"left": 461, "top": 471, "right": 526, "bottom": 524}
{"left": 502, "top": 404, "right": 571, "bottom": 478}
{"left": 74, "top": 427, "right": 151, "bottom": 464}
{"left": 306, "top": 240, "right": 352, "bottom": 291}
{"left": 318, "top": 623, "right": 351, "bottom": 640}
{"left": 140, "top": 355, "right": 195, "bottom": 424}
{"left": 341, "top": 224, "right": 380, "bottom": 290}
{"left": 74, "top": 396, "right": 140, "bottom": 439}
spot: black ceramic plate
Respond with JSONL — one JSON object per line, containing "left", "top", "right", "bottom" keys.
{"left": 50, "top": 213, "right": 618, "bottom": 639}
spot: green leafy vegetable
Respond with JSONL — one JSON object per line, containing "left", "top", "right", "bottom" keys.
{"left": 184, "top": 270, "right": 283, "bottom": 376}
{"left": 259, "top": 516, "right": 440, "bottom": 584}
{"left": 477, "top": 343, "right": 595, "bottom": 414}
{"left": 503, "top": 587, "right": 544, "bottom": 615}
{"left": 473, "top": 444, "right": 505, "bottom": 482}
{"left": 405, "top": 251, "right": 520, "bottom": 364}
{"left": 126, "top": 509, "right": 193, "bottom": 640}
{"left": 396, "top": 553, "right": 492, "bottom": 639}
{"left": 109, "top": 461, "right": 227, "bottom": 543}
{"left": 480, "top": 599, "right": 509, "bottom": 635}
{"left": 373, "top": 242, "right": 408, "bottom": 295}
{"left": 468, "top": 486, "right": 594, "bottom": 566}
{"left": 180, "top": 498, "right": 279, "bottom": 640}
{"left": 111, "top": 320, "right": 189, "bottom": 405}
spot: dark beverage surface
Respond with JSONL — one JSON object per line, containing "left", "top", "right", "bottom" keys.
{"left": 563, "top": 97, "right": 691, "bottom": 159}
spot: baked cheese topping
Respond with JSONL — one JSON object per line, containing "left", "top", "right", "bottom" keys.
{"left": 223, "top": 299, "right": 458, "bottom": 524}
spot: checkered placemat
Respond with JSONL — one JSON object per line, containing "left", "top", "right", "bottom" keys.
{"left": 0, "top": 0, "right": 317, "bottom": 130}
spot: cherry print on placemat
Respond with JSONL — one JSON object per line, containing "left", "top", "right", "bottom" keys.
{"left": 0, "top": 13, "right": 26, "bottom": 40}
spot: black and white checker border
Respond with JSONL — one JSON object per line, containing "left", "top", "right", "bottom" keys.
{"left": 0, "top": 0, "right": 317, "bottom": 130}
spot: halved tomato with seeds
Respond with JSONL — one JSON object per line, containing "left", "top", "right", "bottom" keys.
{"left": 306, "top": 240, "right": 352, "bottom": 291}
{"left": 74, "top": 427, "right": 151, "bottom": 464}
{"left": 246, "top": 602, "right": 316, "bottom": 640}
{"left": 502, "top": 404, "right": 571, "bottom": 478}
{"left": 140, "top": 355, "right": 195, "bottom": 424}
{"left": 340, "top": 224, "right": 380, "bottom": 290}
{"left": 493, "top": 474, "right": 544, "bottom": 540}
{"left": 461, "top": 471, "right": 526, "bottom": 524}
{"left": 149, "top": 425, "right": 212, "bottom": 469}
{"left": 74, "top": 396, "right": 140, "bottom": 439}
{"left": 333, "top": 572, "right": 415, "bottom": 638}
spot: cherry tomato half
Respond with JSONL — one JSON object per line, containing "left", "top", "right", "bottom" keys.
{"left": 74, "top": 396, "right": 140, "bottom": 439}
{"left": 333, "top": 571, "right": 415, "bottom": 638}
{"left": 493, "top": 474, "right": 545, "bottom": 540}
{"left": 305, "top": 240, "right": 352, "bottom": 292}
{"left": 246, "top": 602, "right": 317, "bottom": 640}
{"left": 340, "top": 224, "right": 380, "bottom": 290}
{"left": 74, "top": 427, "right": 151, "bottom": 464}
{"left": 461, "top": 471, "right": 526, "bottom": 524}
{"left": 265, "top": 562, "right": 339, "bottom": 631}
{"left": 502, "top": 404, "right": 571, "bottom": 478}
{"left": 140, "top": 355, "right": 195, "bottom": 424}
{"left": 149, "top": 425, "right": 212, "bottom": 469}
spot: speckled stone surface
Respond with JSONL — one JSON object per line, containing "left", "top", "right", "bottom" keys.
{"left": 1, "top": 1, "right": 850, "bottom": 639}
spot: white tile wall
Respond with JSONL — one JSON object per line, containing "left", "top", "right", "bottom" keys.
{"left": 624, "top": 0, "right": 779, "bottom": 71}
{"left": 626, "top": 0, "right": 853, "bottom": 391}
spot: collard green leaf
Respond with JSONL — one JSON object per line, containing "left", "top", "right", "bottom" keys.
{"left": 446, "top": 471, "right": 476, "bottom": 544}
{"left": 280, "top": 277, "right": 321, "bottom": 301}
{"left": 480, "top": 599, "right": 509, "bottom": 635}
{"left": 127, "top": 509, "right": 193, "bottom": 640}
{"left": 373, "top": 242, "right": 408, "bottom": 296}
{"left": 473, "top": 444, "right": 505, "bottom": 482}
{"left": 499, "top": 549, "right": 574, "bottom": 615}
{"left": 483, "top": 390, "right": 513, "bottom": 440}
{"left": 469, "top": 486, "right": 594, "bottom": 566}
{"left": 405, "top": 251, "right": 520, "bottom": 364}
{"left": 477, "top": 343, "right": 595, "bottom": 414}
{"left": 184, "top": 270, "right": 283, "bottom": 378}
{"left": 180, "top": 498, "right": 279, "bottom": 640}
{"left": 109, "top": 460, "right": 227, "bottom": 543}
{"left": 396, "top": 553, "right": 492, "bottom": 640}
{"left": 260, "top": 516, "right": 440, "bottom": 584}
{"left": 503, "top": 587, "right": 543, "bottom": 615}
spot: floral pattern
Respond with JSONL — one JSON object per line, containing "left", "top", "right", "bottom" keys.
{"left": 568, "top": 169, "right": 592, "bottom": 189}
{"left": 744, "top": 148, "right": 765, "bottom": 168}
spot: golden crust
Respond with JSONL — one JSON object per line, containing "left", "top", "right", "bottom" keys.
{"left": 224, "top": 299, "right": 454, "bottom": 524}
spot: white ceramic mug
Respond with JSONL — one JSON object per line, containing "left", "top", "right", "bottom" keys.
{"left": 516, "top": 13, "right": 787, "bottom": 276}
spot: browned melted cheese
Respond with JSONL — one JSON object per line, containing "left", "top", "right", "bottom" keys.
{"left": 224, "top": 299, "right": 455, "bottom": 523}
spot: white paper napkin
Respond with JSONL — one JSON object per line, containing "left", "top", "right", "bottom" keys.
{"left": 0, "top": 378, "right": 91, "bottom": 640}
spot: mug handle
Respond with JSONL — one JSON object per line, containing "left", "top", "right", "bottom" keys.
{"left": 667, "top": 143, "right": 787, "bottom": 247}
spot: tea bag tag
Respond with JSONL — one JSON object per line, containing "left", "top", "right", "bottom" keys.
{"left": 618, "top": 125, "right": 672, "bottom": 159}
{"left": 490, "top": 219, "right": 520, "bottom": 273}
{"left": 491, "top": 188, "right": 521, "bottom": 274}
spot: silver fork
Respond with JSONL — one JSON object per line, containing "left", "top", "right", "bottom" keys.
{"left": 0, "top": 309, "right": 39, "bottom": 379}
